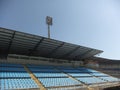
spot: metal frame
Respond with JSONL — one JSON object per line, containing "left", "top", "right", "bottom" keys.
{"left": 47, "top": 42, "right": 65, "bottom": 57}
{"left": 60, "top": 46, "right": 80, "bottom": 58}
{"left": 28, "top": 37, "right": 44, "bottom": 55}
{"left": 7, "top": 31, "right": 16, "bottom": 54}
{"left": 0, "top": 27, "right": 103, "bottom": 60}
{"left": 74, "top": 49, "right": 93, "bottom": 60}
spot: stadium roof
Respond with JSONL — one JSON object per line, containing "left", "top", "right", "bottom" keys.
{"left": 88, "top": 57, "right": 120, "bottom": 64}
{"left": 0, "top": 27, "right": 103, "bottom": 61}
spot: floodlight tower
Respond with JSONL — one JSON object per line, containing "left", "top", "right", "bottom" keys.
{"left": 46, "top": 16, "right": 52, "bottom": 39}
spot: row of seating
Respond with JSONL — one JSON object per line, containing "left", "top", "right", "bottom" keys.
{"left": 0, "top": 63, "right": 39, "bottom": 90}
{"left": 90, "top": 73, "right": 108, "bottom": 76}
{"left": 28, "top": 65, "right": 82, "bottom": 88}
{"left": 0, "top": 72, "right": 30, "bottom": 78}
{"left": 0, "top": 63, "right": 22, "bottom": 67}
{"left": 38, "top": 77, "right": 81, "bottom": 87}
{"left": 57, "top": 66, "right": 75, "bottom": 69}
{"left": 0, "top": 63, "right": 120, "bottom": 90}
{"left": 29, "top": 68, "right": 60, "bottom": 72}
{"left": 96, "top": 68, "right": 120, "bottom": 78}
{"left": 0, "top": 78, "right": 38, "bottom": 90}
{"left": 76, "top": 77, "right": 106, "bottom": 84}
{"left": 0, "top": 67, "right": 26, "bottom": 72}
{"left": 58, "top": 67, "right": 99, "bottom": 73}
{"left": 61, "top": 67, "right": 120, "bottom": 83}
{"left": 100, "top": 77, "right": 119, "bottom": 82}
{"left": 47, "top": 86, "right": 83, "bottom": 90}
{"left": 27, "top": 64, "right": 54, "bottom": 68}
{"left": 60, "top": 69, "right": 81, "bottom": 73}
{"left": 34, "top": 73, "right": 67, "bottom": 77}
{"left": 77, "top": 68, "right": 99, "bottom": 73}
{"left": 68, "top": 73, "right": 92, "bottom": 77}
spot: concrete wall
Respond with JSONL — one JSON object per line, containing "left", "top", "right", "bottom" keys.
{"left": 99, "top": 64, "right": 120, "bottom": 68}
{"left": 0, "top": 54, "right": 84, "bottom": 67}
{"left": 84, "top": 60, "right": 99, "bottom": 68}
{"left": 0, "top": 58, "right": 73, "bottom": 67}
{"left": 84, "top": 59, "right": 120, "bottom": 69}
{"left": 0, "top": 59, "right": 85, "bottom": 68}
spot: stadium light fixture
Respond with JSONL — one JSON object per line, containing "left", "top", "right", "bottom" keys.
{"left": 46, "top": 16, "right": 53, "bottom": 39}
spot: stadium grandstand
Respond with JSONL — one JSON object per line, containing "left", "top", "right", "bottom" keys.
{"left": 86, "top": 57, "right": 120, "bottom": 78}
{"left": 0, "top": 27, "right": 120, "bottom": 90}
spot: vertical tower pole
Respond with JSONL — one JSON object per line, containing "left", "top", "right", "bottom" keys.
{"left": 46, "top": 16, "right": 52, "bottom": 39}
{"left": 48, "top": 24, "right": 50, "bottom": 39}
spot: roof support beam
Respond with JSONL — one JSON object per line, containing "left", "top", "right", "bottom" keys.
{"left": 59, "top": 46, "right": 80, "bottom": 58}
{"left": 7, "top": 31, "right": 16, "bottom": 54}
{"left": 47, "top": 42, "right": 64, "bottom": 57}
{"left": 74, "top": 49, "right": 93, "bottom": 60}
{"left": 81, "top": 51, "right": 101, "bottom": 60}
{"left": 28, "top": 37, "right": 44, "bottom": 55}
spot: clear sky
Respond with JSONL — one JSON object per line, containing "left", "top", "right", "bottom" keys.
{"left": 0, "top": 0, "right": 120, "bottom": 60}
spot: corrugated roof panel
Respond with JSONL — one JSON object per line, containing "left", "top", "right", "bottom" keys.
{"left": 0, "top": 27, "right": 103, "bottom": 60}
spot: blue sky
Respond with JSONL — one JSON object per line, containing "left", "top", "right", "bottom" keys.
{"left": 0, "top": 0, "right": 120, "bottom": 60}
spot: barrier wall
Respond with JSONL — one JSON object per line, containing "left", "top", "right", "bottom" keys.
{"left": 0, "top": 54, "right": 84, "bottom": 67}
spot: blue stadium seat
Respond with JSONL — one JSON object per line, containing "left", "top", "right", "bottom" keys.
{"left": 34, "top": 73, "right": 67, "bottom": 77}
{"left": 100, "top": 77, "right": 120, "bottom": 82}
{"left": 38, "top": 77, "right": 81, "bottom": 87}
{"left": 0, "top": 63, "right": 39, "bottom": 90}
{"left": 68, "top": 73, "right": 92, "bottom": 77}
{"left": 1, "top": 79, "right": 38, "bottom": 89}
{"left": 0, "top": 72, "right": 30, "bottom": 78}
{"left": 0, "top": 63, "right": 119, "bottom": 90}
{"left": 91, "top": 72, "right": 109, "bottom": 76}
{"left": 76, "top": 77, "right": 106, "bottom": 84}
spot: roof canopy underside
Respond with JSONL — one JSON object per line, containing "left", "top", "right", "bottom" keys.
{"left": 0, "top": 27, "right": 103, "bottom": 61}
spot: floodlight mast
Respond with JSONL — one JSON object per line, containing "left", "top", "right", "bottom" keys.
{"left": 46, "top": 16, "right": 52, "bottom": 39}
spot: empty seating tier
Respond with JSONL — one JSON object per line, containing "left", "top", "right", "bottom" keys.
{"left": 76, "top": 77, "right": 106, "bottom": 84}
{"left": 38, "top": 77, "right": 82, "bottom": 87}
{"left": 96, "top": 68, "right": 120, "bottom": 78}
{"left": 0, "top": 78, "right": 38, "bottom": 90}
{"left": 0, "top": 63, "right": 119, "bottom": 90}
{"left": 0, "top": 63, "right": 39, "bottom": 90}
